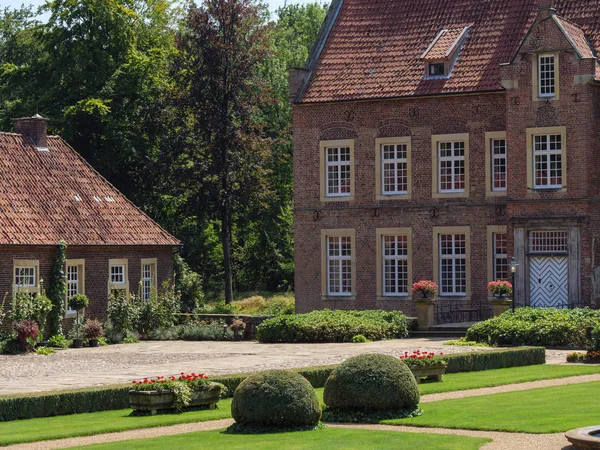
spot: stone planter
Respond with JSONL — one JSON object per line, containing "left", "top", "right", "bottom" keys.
{"left": 490, "top": 298, "right": 512, "bottom": 317}
{"left": 415, "top": 299, "right": 436, "bottom": 331}
{"left": 129, "top": 383, "right": 221, "bottom": 415}
{"left": 408, "top": 364, "right": 447, "bottom": 384}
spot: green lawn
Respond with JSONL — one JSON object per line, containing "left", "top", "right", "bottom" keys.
{"left": 74, "top": 428, "right": 490, "bottom": 450}
{"left": 1, "top": 364, "right": 598, "bottom": 445}
{"left": 384, "top": 381, "right": 600, "bottom": 433}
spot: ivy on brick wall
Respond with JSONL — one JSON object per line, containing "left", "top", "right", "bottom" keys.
{"left": 47, "top": 240, "right": 67, "bottom": 337}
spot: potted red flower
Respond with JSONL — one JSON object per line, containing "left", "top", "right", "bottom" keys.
{"left": 487, "top": 280, "right": 513, "bottom": 298}
{"left": 412, "top": 280, "right": 438, "bottom": 300}
{"left": 400, "top": 350, "right": 448, "bottom": 383}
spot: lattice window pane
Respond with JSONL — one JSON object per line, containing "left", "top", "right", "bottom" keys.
{"left": 539, "top": 55, "right": 555, "bottom": 96}
{"left": 381, "top": 144, "right": 408, "bottom": 194}
{"left": 529, "top": 231, "right": 568, "bottom": 253}
{"left": 111, "top": 265, "right": 125, "bottom": 284}
{"left": 493, "top": 233, "right": 508, "bottom": 280}
{"left": 326, "top": 146, "right": 352, "bottom": 196}
{"left": 15, "top": 267, "right": 35, "bottom": 287}
{"left": 440, "top": 234, "right": 467, "bottom": 295}
{"left": 491, "top": 139, "right": 507, "bottom": 191}
{"left": 382, "top": 235, "right": 408, "bottom": 296}
{"left": 533, "top": 134, "right": 562, "bottom": 188}
{"left": 327, "top": 236, "right": 352, "bottom": 296}
{"left": 439, "top": 141, "right": 466, "bottom": 192}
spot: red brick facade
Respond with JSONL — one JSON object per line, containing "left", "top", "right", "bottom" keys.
{"left": 293, "top": 4, "right": 600, "bottom": 319}
{"left": 1, "top": 246, "right": 174, "bottom": 324}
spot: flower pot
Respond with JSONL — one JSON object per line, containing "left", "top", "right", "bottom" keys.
{"left": 88, "top": 338, "right": 99, "bottom": 347}
{"left": 490, "top": 298, "right": 512, "bottom": 317}
{"left": 233, "top": 333, "right": 243, "bottom": 341}
{"left": 415, "top": 299, "right": 436, "bottom": 331}
{"left": 129, "top": 383, "right": 221, "bottom": 415}
{"left": 407, "top": 363, "right": 447, "bottom": 384}
{"left": 72, "top": 338, "right": 84, "bottom": 348}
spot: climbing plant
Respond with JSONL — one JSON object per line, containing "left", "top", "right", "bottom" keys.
{"left": 47, "top": 240, "right": 67, "bottom": 336}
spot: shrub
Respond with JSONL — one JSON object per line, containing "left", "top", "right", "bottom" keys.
{"left": 35, "top": 346, "right": 55, "bottom": 356}
{"left": 352, "top": 334, "right": 368, "bottom": 343}
{"left": 179, "top": 321, "right": 233, "bottom": 341}
{"left": 107, "top": 294, "right": 138, "bottom": 335}
{"left": 323, "top": 354, "right": 420, "bottom": 413}
{"left": 48, "top": 335, "right": 70, "bottom": 348}
{"left": 257, "top": 310, "right": 411, "bottom": 343}
{"left": 465, "top": 308, "right": 600, "bottom": 347}
{"left": 12, "top": 320, "right": 39, "bottom": 352}
{"left": 231, "top": 370, "right": 321, "bottom": 429}
{"left": 148, "top": 326, "right": 182, "bottom": 340}
{"left": 444, "top": 347, "right": 545, "bottom": 373}
{"left": 68, "top": 294, "right": 89, "bottom": 312}
{"left": 173, "top": 254, "right": 204, "bottom": 313}
{"left": 7, "top": 292, "right": 52, "bottom": 331}
{"left": 135, "top": 285, "right": 181, "bottom": 337}
{"left": 83, "top": 319, "right": 104, "bottom": 339}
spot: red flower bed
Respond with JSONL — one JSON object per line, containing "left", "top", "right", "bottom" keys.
{"left": 400, "top": 350, "right": 447, "bottom": 367}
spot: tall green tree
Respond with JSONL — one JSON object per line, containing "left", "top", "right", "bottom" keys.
{"left": 168, "top": 0, "right": 273, "bottom": 303}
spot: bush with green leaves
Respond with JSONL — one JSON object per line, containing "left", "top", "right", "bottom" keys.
{"left": 323, "top": 354, "right": 420, "bottom": 415}
{"left": 179, "top": 321, "right": 233, "bottom": 341}
{"left": 231, "top": 370, "right": 321, "bottom": 429}
{"left": 257, "top": 310, "right": 411, "bottom": 343}
{"left": 173, "top": 254, "right": 204, "bottom": 313}
{"left": 106, "top": 294, "right": 139, "bottom": 335}
{"left": 7, "top": 292, "right": 52, "bottom": 331}
{"left": 465, "top": 308, "right": 600, "bottom": 347}
{"left": 135, "top": 285, "right": 181, "bottom": 337}
{"left": 48, "top": 335, "right": 71, "bottom": 348}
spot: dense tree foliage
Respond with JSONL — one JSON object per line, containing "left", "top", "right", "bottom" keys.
{"left": 0, "top": 0, "right": 328, "bottom": 300}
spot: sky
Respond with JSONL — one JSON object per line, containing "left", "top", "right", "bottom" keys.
{"left": 0, "top": 0, "right": 320, "bottom": 16}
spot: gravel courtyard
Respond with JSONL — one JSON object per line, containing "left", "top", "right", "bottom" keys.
{"left": 0, "top": 339, "right": 571, "bottom": 395}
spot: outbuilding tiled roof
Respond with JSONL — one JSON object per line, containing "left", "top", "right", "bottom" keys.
{"left": 421, "top": 27, "right": 469, "bottom": 61}
{"left": 0, "top": 132, "right": 179, "bottom": 246}
{"left": 300, "top": 0, "right": 600, "bottom": 103}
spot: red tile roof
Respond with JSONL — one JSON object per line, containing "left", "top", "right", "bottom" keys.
{"left": 421, "top": 27, "right": 469, "bottom": 61}
{"left": 300, "top": 0, "right": 600, "bottom": 103}
{"left": 556, "top": 16, "right": 596, "bottom": 59}
{"left": 0, "top": 132, "right": 179, "bottom": 246}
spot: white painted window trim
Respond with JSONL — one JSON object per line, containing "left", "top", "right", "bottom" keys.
{"left": 141, "top": 258, "right": 158, "bottom": 301}
{"left": 65, "top": 259, "right": 85, "bottom": 318}
{"left": 325, "top": 146, "right": 352, "bottom": 198}
{"left": 110, "top": 265, "right": 126, "bottom": 284}
{"left": 15, "top": 266, "right": 36, "bottom": 288}
{"left": 491, "top": 139, "right": 507, "bottom": 192}
{"left": 381, "top": 143, "right": 409, "bottom": 195}
{"left": 538, "top": 53, "right": 556, "bottom": 98}
{"left": 327, "top": 236, "right": 353, "bottom": 296}
{"left": 493, "top": 233, "right": 508, "bottom": 281}
{"left": 382, "top": 235, "right": 409, "bottom": 297}
{"left": 438, "top": 141, "right": 466, "bottom": 193}
{"left": 439, "top": 234, "right": 467, "bottom": 296}
{"left": 533, "top": 134, "right": 563, "bottom": 189}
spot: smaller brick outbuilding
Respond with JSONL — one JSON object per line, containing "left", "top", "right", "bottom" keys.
{"left": 0, "top": 114, "right": 179, "bottom": 323}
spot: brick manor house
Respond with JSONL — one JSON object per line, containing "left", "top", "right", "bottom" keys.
{"left": 0, "top": 115, "right": 179, "bottom": 323}
{"left": 290, "top": 0, "right": 600, "bottom": 320}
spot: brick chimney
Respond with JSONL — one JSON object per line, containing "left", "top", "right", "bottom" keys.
{"left": 288, "top": 67, "right": 309, "bottom": 103}
{"left": 13, "top": 114, "right": 49, "bottom": 150}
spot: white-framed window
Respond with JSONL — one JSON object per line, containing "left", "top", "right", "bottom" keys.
{"left": 326, "top": 146, "right": 352, "bottom": 197}
{"left": 438, "top": 141, "right": 465, "bottom": 193}
{"left": 493, "top": 233, "right": 508, "bottom": 281}
{"left": 439, "top": 234, "right": 467, "bottom": 295}
{"left": 382, "top": 144, "right": 408, "bottom": 195}
{"left": 538, "top": 54, "right": 556, "bottom": 97}
{"left": 428, "top": 62, "right": 446, "bottom": 77}
{"left": 533, "top": 134, "right": 563, "bottom": 188}
{"left": 65, "top": 259, "right": 85, "bottom": 317}
{"left": 491, "top": 139, "right": 507, "bottom": 192}
{"left": 141, "top": 258, "right": 157, "bottom": 301}
{"left": 15, "top": 266, "right": 36, "bottom": 287}
{"left": 529, "top": 231, "right": 568, "bottom": 253}
{"left": 382, "top": 235, "right": 409, "bottom": 296}
{"left": 327, "top": 236, "right": 352, "bottom": 296}
{"left": 110, "top": 265, "right": 125, "bottom": 284}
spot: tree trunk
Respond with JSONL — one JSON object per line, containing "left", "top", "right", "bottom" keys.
{"left": 222, "top": 206, "right": 234, "bottom": 304}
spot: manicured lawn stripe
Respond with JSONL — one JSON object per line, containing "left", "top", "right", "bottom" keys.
{"left": 1, "top": 365, "right": 598, "bottom": 445}
{"left": 418, "top": 364, "right": 600, "bottom": 395}
{"left": 384, "top": 381, "right": 600, "bottom": 433}
{"left": 0, "top": 400, "right": 232, "bottom": 446}
{"left": 73, "top": 428, "right": 490, "bottom": 450}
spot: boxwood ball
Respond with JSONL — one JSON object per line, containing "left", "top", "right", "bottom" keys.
{"left": 231, "top": 370, "right": 321, "bottom": 427}
{"left": 323, "top": 354, "right": 420, "bottom": 411}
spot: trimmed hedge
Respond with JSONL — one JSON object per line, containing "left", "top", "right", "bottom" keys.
{"left": 0, "top": 347, "right": 544, "bottom": 422}
{"left": 323, "top": 354, "right": 419, "bottom": 412}
{"left": 231, "top": 370, "right": 321, "bottom": 428}
{"left": 256, "top": 310, "right": 411, "bottom": 343}
{"left": 465, "top": 308, "right": 600, "bottom": 347}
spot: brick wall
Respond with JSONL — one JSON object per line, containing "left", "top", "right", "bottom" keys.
{"left": 1, "top": 245, "right": 174, "bottom": 325}
{"left": 293, "top": 11, "right": 600, "bottom": 315}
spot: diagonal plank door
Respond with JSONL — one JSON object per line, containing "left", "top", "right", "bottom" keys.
{"left": 529, "top": 256, "right": 568, "bottom": 308}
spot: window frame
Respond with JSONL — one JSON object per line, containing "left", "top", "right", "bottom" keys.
{"left": 526, "top": 127, "right": 567, "bottom": 193}
{"left": 13, "top": 260, "right": 40, "bottom": 294}
{"left": 108, "top": 258, "right": 129, "bottom": 298}
{"left": 486, "top": 226, "right": 508, "bottom": 299}
{"left": 320, "top": 229, "right": 356, "bottom": 298}
{"left": 65, "top": 259, "right": 85, "bottom": 318}
{"left": 431, "top": 133, "right": 469, "bottom": 199}
{"left": 433, "top": 226, "right": 471, "bottom": 298}
{"left": 376, "top": 228, "right": 412, "bottom": 299}
{"left": 319, "top": 139, "right": 355, "bottom": 202}
{"left": 485, "top": 132, "right": 508, "bottom": 197}
{"left": 140, "top": 258, "right": 158, "bottom": 301}
{"left": 375, "top": 137, "right": 412, "bottom": 200}
{"left": 538, "top": 53, "right": 556, "bottom": 98}
{"left": 532, "top": 52, "right": 560, "bottom": 101}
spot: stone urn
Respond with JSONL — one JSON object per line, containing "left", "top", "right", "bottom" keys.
{"left": 490, "top": 297, "right": 512, "bottom": 317}
{"left": 415, "top": 299, "right": 436, "bottom": 331}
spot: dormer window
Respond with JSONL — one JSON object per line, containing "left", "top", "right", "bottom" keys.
{"left": 538, "top": 54, "right": 556, "bottom": 97}
{"left": 421, "top": 26, "right": 470, "bottom": 79}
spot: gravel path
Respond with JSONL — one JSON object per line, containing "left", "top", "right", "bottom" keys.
{"left": 1, "top": 339, "right": 528, "bottom": 395}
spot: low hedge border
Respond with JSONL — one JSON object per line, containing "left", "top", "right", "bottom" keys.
{"left": 0, "top": 347, "right": 543, "bottom": 422}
